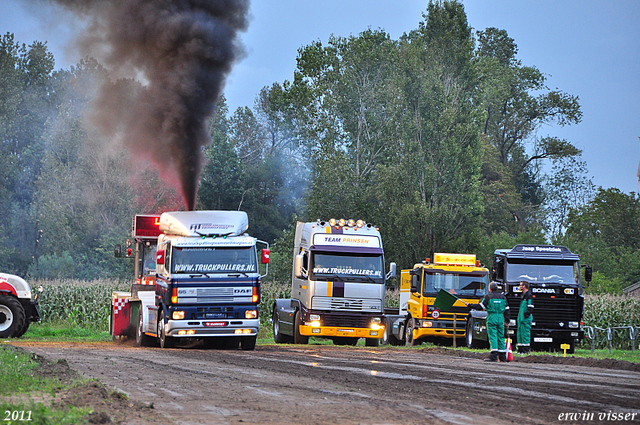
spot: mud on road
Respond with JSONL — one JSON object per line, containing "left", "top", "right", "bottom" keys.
{"left": 9, "top": 340, "right": 640, "bottom": 424}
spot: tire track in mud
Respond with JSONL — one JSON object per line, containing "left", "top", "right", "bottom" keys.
{"left": 12, "top": 341, "right": 640, "bottom": 424}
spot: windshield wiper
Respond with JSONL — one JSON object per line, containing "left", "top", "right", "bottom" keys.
{"left": 350, "top": 274, "right": 377, "bottom": 283}
{"left": 229, "top": 271, "right": 249, "bottom": 277}
{"left": 188, "top": 272, "right": 211, "bottom": 278}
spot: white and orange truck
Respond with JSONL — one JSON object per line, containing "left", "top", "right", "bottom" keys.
{"left": 110, "top": 210, "right": 270, "bottom": 350}
{"left": 271, "top": 219, "right": 396, "bottom": 346}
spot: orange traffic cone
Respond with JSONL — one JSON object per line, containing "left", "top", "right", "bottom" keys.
{"left": 506, "top": 337, "right": 513, "bottom": 362}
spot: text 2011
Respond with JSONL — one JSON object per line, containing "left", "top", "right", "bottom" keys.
{"left": 4, "top": 410, "right": 32, "bottom": 421}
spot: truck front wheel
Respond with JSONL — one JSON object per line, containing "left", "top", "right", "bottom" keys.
{"left": 240, "top": 336, "right": 257, "bottom": 351}
{"left": 136, "top": 309, "right": 155, "bottom": 347}
{"left": 0, "top": 295, "right": 26, "bottom": 338}
{"left": 466, "top": 319, "right": 478, "bottom": 349}
{"left": 158, "top": 310, "right": 174, "bottom": 349}
{"left": 293, "top": 310, "right": 308, "bottom": 344}
{"left": 405, "top": 317, "right": 418, "bottom": 347}
{"left": 272, "top": 307, "right": 291, "bottom": 343}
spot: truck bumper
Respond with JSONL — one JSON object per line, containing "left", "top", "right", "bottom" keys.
{"left": 165, "top": 318, "right": 259, "bottom": 338}
{"left": 531, "top": 328, "right": 584, "bottom": 343}
{"left": 299, "top": 325, "right": 383, "bottom": 339}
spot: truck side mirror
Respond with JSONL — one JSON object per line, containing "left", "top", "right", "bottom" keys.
{"left": 156, "top": 250, "right": 165, "bottom": 265}
{"left": 410, "top": 274, "right": 419, "bottom": 293}
{"left": 114, "top": 244, "right": 122, "bottom": 258}
{"left": 261, "top": 248, "right": 270, "bottom": 264}
{"left": 386, "top": 262, "right": 397, "bottom": 280}
{"left": 584, "top": 266, "right": 592, "bottom": 282}
{"left": 294, "top": 254, "right": 307, "bottom": 279}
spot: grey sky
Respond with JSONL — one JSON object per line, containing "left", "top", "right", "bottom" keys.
{"left": 2, "top": 0, "right": 638, "bottom": 195}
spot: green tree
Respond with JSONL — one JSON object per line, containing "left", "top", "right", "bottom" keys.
{"left": 377, "top": 0, "right": 483, "bottom": 268}
{"left": 560, "top": 188, "right": 640, "bottom": 289}
{"left": 0, "top": 34, "right": 57, "bottom": 273}
{"left": 475, "top": 27, "right": 582, "bottom": 234}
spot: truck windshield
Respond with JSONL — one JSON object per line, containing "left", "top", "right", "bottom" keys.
{"left": 506, "top": 259, "right": 578, "bottom": 284}
{"left": 310, "top": 252, "right": 383, "bottom": 282}
{"left": 423, "top": 270, "right": 489, "bottom": 297}
{"left": 171, "top": 246, "right": 257, "bottom": 274}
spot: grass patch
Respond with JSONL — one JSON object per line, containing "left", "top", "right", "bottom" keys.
{"left": 0, "top": 345, "right": 93, "bottom": 425}
{"left": 21, "top": 322, "right": 112, "bottom": 342}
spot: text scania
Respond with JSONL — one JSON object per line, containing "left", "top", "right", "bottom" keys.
{"left": 532, "top": 288, "right": 556, "bottom": 294}
{"left": 175, "top": 263, "right": 256, "bottom": 272}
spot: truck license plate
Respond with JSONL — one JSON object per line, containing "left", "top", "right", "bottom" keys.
{"left": 206, "top": 313, "right": 226, "bottom": 319}
{"left": 534, "top": 337, "right": 553, "bottom": 342}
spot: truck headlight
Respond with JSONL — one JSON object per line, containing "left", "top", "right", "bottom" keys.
{"left": 245, "top": 310, "right": 257, "bottom": 319}
{"left": 370, "top": 317, "right": 382, "bottom": 330}
{"left": 421, "top": 321, "right": 433, "bottom": 328}
{"left": 509, "top": 319, "right": 516, "bottom": 326}
{"left": 310, "top": 314, "right": 321, "bottom": 321}
{"left": 569, "top": 322, "right": 579, "bottom": 328}
{"left": 172, "top": 311, "right": 185, "bottom": 320}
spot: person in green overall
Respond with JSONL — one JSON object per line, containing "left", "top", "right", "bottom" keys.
{"left": 469, "top": 282, "right": 511, "bottom": 362}
{"left": 517, "top": 281, "right": 533, "bottom": 354}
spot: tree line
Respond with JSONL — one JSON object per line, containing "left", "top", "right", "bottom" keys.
{"left": 1, "top": 1, "right": 638, "bottom": 292}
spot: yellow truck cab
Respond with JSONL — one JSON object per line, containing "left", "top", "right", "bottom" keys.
{"left": 388, "top": 253, "right": 489, "bottom": 346}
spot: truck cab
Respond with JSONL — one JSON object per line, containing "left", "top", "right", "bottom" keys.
{"left": 466, "top": 244, "right": 591, "bottom": 353}
{"left": 387, "top": 253, "right": 489, "bottom": 346}
{"left": 272, "top": 219, "right": 396, "bottom": 346}
{"left": 111, "top": 210, "right": 269, "bottom": 350}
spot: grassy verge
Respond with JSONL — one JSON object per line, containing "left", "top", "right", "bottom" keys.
{"left": 20, "top": 321, "right": 112, "bottom": 342}
{"left": 0, "top": 344, "right": 93, "bottom": 424}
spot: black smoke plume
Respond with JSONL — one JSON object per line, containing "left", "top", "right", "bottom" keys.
{"left": 50, "top": 0, "right": 249, "bottom": 210}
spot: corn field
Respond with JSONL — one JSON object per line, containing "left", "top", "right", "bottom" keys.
{"left": 582, "top": 294, "right": 640, "bottom": 350}
{"left": 35, "top": 279, "right": 129, "bottom": 330}
{"left": 29, "top": 280, "right": 640, "bottom": 349}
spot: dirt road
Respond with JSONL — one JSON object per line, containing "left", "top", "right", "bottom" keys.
{"left": 11, "top": 340, "right": 640, "bottom": 424}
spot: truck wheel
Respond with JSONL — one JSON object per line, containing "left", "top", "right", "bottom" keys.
{"left": 388, "top": 334, "right": 401, "bottom": 346}
{"left": 0, "top": 295, "right": 26, "bottom": 338}
{"left": 365, "top": 338, "right": 379, "bottom": 347}
{"left": 405, "top": 317, "right": 418, "bottom": 347}
{"left": 272, "top": 307, "right": 290, "bottom": 343}
{"left": 158, "top": 310, "right": 174, "bottom": 349}
{"left": 136, "top": 309, "right": 155, "bottom": 347}
{"left": 241, "top": 336, "right": 257, "bottom": 351}
{"left": 293, "top": 311, "right": 308, "bottom": 344}
{"left": 466, "top": 319, "right": 478, "bottom": 349}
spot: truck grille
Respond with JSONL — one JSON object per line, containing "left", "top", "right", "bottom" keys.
{"left": 198, "top": 288, "right": 234, "bottom": 296}
{"left": 312, "top": 297, "right": 381, "bottom": 312}
{"left": 509, "top": 297, "right": 582, "bottom": 327}
{"left": 321, "top": 313, "right": 372, "bottom": 328}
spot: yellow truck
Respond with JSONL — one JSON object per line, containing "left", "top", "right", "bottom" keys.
{"left": 384, "top": 253, "right": 490, "bottom": 346}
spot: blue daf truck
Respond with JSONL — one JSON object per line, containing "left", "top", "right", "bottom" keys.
{"left": 111, "top": 210, "right": 270, "bottom": 350}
